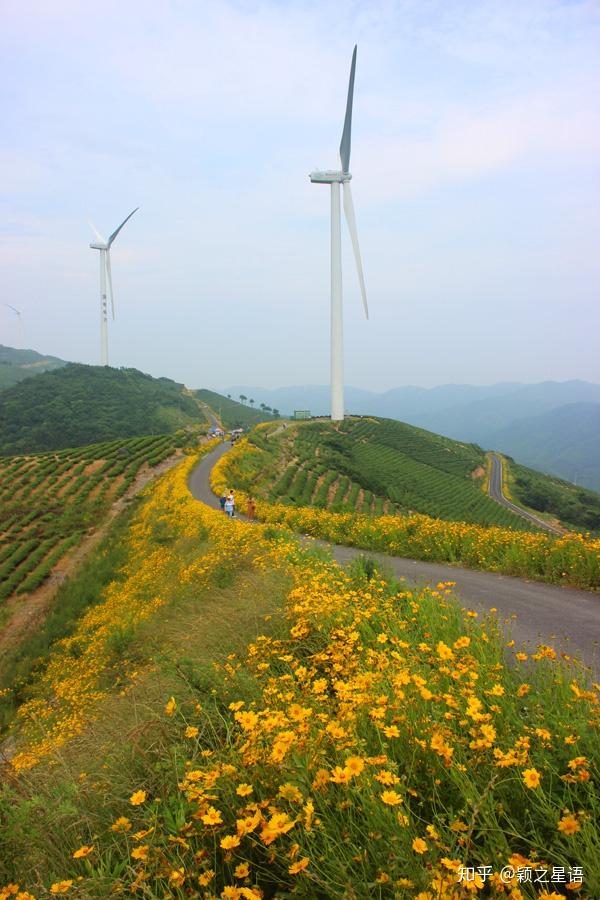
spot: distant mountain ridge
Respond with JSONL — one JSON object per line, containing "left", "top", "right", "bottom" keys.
{"left": 225, "top": 381, "right": 600, "bottom": 491}
{"left": 0, "top": 344, "right": 68, "bottom": 389}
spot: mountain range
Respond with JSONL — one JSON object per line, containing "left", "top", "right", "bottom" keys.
{"left": 224, "top": 381, "right": 600, "bottom": 490}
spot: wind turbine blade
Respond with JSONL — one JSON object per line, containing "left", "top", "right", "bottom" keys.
{"left": 342, "top": 181, "right": 368, "bottom": 319}
{"left": 107, "top": 206, "right": 139, "bottom": 247}
{"left": 5, "top": 303, "right": 20, "bottom": 315}
{"left": 339, "top": 45, "right": 357, "bottom": 174}
{"left": 105, "top": 251, "right": 115, "bottom": 319}
{"left": 89, "top": 221, "right": 106, "bottom": 243}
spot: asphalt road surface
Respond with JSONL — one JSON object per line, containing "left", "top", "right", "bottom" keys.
{"left": 188, "top": 445, "right": 599, "bottom": 676}
{"left": 488, "top": 452, "right": 562, "bottom": 534}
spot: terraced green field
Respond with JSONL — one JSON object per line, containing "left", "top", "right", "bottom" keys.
{"left": 248, "top": 418, "right": 532, "bottom": 529}
{"left": 0, "top": 433, "right": 187, "bottom": 602}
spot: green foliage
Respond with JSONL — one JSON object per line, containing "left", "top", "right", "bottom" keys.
{"left": 509, "top": 459, "right": 600, "bottom": 533}
{"left": 0, "top": 505, "right": 137, "bottom": 731}
{"left": 0, "top": 433, "right": 183, "bottom": 604}
{"left": 0, "top": 344, "right": 67, "bottom": 390}
{"left": 0, "top": 363, "right": 203, "bottom": 454}
{"left": 195, "top": 388, "right": 277, "bottom": 429}
{"left": 250, "top": 418, "right": 532, "bottom": 530}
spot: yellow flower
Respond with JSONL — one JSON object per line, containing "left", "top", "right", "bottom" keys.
{"left": 169, "top": 869, "right": 185, "bottom": 887}
{"left": 288, "top": 857, "right": 310, "bottom": 875}
{"left": 344, "top": 756, "right": 365, "bottom": 776}
{"left": 380, "top": 790, "right": 403, "bottom": 806}
{"left": 235, "top": 863, "right": 250, "bottom": 878}
{"left": 412, "top": 837, "right": 428, "bottom": 854}
{"left": 220, "top": 834, "right": 242, "bottom": 850}
{"left": 278, "top": 783, "right": 303, "bottom": 802}
{"left": 185, "top": 725, "right": 199, "bottom": 738}
{"left": 522, "top": 768, "right": 541, "bottom": 789}
{"left": 72, "top": 845, "right": 94, "bottom": 858}
{"left": 236, "top": 783, "right": 253, "bottom": 796}
{"left": 50, "top": 883, "right": 73, "bottom": 895}
{"left": 436, "top": 641, "right": 454, "bottom": 660}
{"left": 129, "top": 790, "right": 147, "bottom": 806}
{"left": 201, "top": 806, "right": 223, "bottom": 825}
{"left": 111, "top": 816, "right": 131, "bottom": 832}
{"left": 131, "top": 846, "right": 149, "bottom": 860}
{"left": 165, "top": 696, "right": 177, "bottom": 716}
{"left": 558, "top": 813, "right": 580, "bottom": 835}
{"left": 198, "top": 870, "right": 215, "bottom": 886}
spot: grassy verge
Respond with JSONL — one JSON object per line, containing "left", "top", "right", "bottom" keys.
{"left": 0, "top": 500, "right": 139, "bottom": 732}
{"left": 0, "top": 451, "right": 598, "bottom": 898}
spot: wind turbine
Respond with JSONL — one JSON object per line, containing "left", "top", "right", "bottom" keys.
{"left": 5, "top": 304, "right": 25, "bottom": 345}
{"left": 310, "top": 45, "right": 368, "bottom": 422}
{"left": 89, "top": 207, "right": 139, "bottom": 366}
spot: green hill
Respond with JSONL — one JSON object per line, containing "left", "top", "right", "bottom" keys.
{"left": 0, "top": 345, "right": 68, "bottom": 390}
{"left": 239, "top": 417, "right": 533, "bottom": 529}
{"left": 506, "top": 456, "right": 600, "bottom": 532}
{"left": 195, "top": 388, "right": 278, "bottom": 429}
{"left": 0, "top": 364, "right": 206, "bottom": 454}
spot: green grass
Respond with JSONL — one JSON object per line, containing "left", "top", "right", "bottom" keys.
{"left": 0, "top": 502, "right": 139, "bottom": 731}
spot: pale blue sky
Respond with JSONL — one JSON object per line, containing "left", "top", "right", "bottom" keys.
{"left": 1, "top": 0, "right": 599, "bottom": 390}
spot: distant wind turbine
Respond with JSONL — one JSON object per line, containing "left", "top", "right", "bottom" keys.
{"left": 5, "top": 304, "right": 25, "bottom": 344}
{"left": 89, "top": 208, "right": 139, "bottom": 366}
{"left": 310, "top": 45, "right": 368, "bottom": 422}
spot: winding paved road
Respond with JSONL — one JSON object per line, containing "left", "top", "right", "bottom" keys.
{"left": 189, "top": 445, "right": 600, "bottom": 676}
{"left": 488, "top": 452, "right": 562, "bottom": 534}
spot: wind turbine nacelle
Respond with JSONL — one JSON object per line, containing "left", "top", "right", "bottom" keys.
{"left": 89, "top": 242, "right": 108, "bottom": 250}
{"left": 309, "top": 170, "right": 352, "bottom": 184}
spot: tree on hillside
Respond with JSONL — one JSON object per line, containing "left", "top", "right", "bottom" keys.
{"left": 227, "top": 394, "right": 232, "bottom": 400}
{"left": 272, "top": 408, "right": 280, "bottom": 419}
{"left": 239, "top": 394, "right": 247, "bottom": 405}
{"left": 249, "top": 399, "right": 255, "bottom": 408}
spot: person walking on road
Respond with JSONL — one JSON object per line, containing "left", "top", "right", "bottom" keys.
{"left": 225, "top": 490, "right": 235, "bottom": 518}
{"left": 219, "top": 493, "right": 227, "bottom": 512}
{"left": 247, "top": 497, "right": 256, "bottom": 520}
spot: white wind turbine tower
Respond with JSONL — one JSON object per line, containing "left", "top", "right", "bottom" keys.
{"left": 89, "top": 207, "right": 139, "bottom": 366}
{"left": 310, "top": 45, "right": 368, "bottom": 422}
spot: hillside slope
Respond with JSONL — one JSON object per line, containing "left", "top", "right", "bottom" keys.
{"left": 0, "top": 345, "right": 68, "bottom": 390}
{"left": 195, "top": 388, "right": 277, "bottom": 429}
{"left": 0, "top": 365, "right": 205, "bottom": 454}
{"left": 240, "top": 417, "right": 532, "bottom": 529}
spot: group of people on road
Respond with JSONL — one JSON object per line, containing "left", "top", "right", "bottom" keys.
{"left": 219, "top": 490, "right": 257, "bottom": 520}
{"left": 220, "top": 490, "right": 235, "bottom": 517}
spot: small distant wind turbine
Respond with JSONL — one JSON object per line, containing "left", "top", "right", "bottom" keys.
{"left": 310, "top": 45, "right": 368, "bottom": 422}
{"left": 89, "top": 207, "right": 139, "bottom": 366}
{"left": 5, "top": 304, "right": 25, "bottom": 344}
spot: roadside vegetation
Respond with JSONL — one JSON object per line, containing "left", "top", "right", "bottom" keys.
{"left": 0, "top": 432, "right": 191, "bottom": 605}
{"left": 1, "top": 449, "right": 598, "bottom": 898}
{"left": 506, "top": 458, "right": 600, "bottom": 534}
{"left": 195, "top": 389, "right": 279, "bottom": 430}
{"left": 213, "top": 435, "right": 600, "bottom": 591}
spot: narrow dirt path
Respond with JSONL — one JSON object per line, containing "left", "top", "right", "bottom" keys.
{"left": 189, "top": 446, "right": 600, "bottom": 675}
